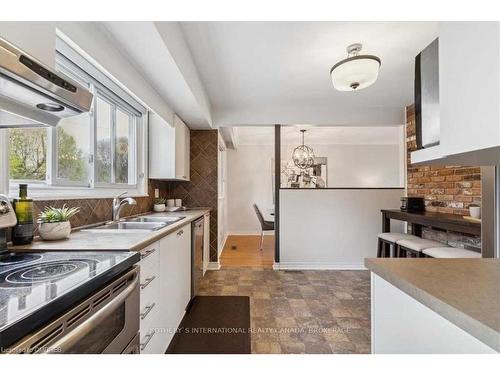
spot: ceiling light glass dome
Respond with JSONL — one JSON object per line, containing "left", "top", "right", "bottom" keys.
{"left": 330, "top": 43, "right": 381, "bottom": 91}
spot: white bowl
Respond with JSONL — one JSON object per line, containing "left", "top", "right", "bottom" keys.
{"left": 39, "top": 221, "right": 71, "bottom": 241}
{"left": 153, "top": 204, "right": 166, "bottom": 212}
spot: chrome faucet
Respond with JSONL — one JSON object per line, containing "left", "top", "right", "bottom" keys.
{"left": 112, "top": 191, "right": 137, "bottom": 221}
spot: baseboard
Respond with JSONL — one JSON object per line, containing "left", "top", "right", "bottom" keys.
{"left": 207, "top": 261, "right": 221, "bottom": 270}
{"left": 273, "top": 262, "right": 367, "bottom": 270}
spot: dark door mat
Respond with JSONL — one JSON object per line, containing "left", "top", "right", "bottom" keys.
{"left": 166, "top": 296, "right": 251, "bottom": 354}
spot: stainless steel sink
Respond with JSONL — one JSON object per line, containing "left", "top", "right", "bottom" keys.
{"left": 84, "top": 221, "right": 167, "bottom": 232}
{"left": 128, "top": 216, "right": 185, "bottom": 224}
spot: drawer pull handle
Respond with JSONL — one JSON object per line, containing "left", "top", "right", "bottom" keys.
{"left": 140, "top": 275, "right": 156, "bottom": 290}
{"left": 140, "top": 302, "right": 156, "bottom": 320}
{"left": 140, "top": 248, "right": 156, "bottom": 259}
{"left": 177, "top": 230, "right": 184, "bottom": 236}
{"left": 140, "top": 330, "right": 156, "bottom": 351}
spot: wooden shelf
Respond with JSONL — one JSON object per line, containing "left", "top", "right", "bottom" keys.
{"left": 381, "top": 209, "right": 481, "bottom": 236}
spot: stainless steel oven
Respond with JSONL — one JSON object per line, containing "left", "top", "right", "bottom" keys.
{"left": 8, "top": 266, "right": 140, "bottom": 354}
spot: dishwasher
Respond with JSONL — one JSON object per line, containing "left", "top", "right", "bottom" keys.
{"left": 191, "top": 217, "right": 205, "bottom": 300}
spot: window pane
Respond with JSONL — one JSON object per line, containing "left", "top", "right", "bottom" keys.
{"left": 9, "top": 128, "right": 47, "bottom": 181}
{"left": 115, "top": 109, "right": 130, "bottom": 184}
{"left": 96, "top": 97, "right": 112, "bottom": 184}
{"left": 56, "top": 113, "right": 90, "bottom": 183}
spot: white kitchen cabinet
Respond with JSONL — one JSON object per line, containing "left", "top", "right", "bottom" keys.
{"left": 411, "top": 22, "right": 500, "bottom": 165}
{"left": 174, "top": 115, "right": 191, "bottom": 181}
{"left": 149, "top": 112, "right": 190, "bottom": 181}
{"left": 0, "top": 22, "right": 55, "bottom": 68}
{"left": 440, "top": 22, "right": 500, "bottom": 157}
{"left": 158, "top": 223, "right": 192, "bottom": 351}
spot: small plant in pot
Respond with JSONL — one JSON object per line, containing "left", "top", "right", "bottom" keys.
{"left": 153, "top": 198, "right": 166, "bottom": 212}
{"left": 38, "top": 205, "right": 80, "bottom": 241}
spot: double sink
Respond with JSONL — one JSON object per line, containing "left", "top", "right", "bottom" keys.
{"left": 83, "top": 215, "right": 185, "bottom": 233}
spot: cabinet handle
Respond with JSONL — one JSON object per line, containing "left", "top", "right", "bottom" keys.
{"left": 140, "top": 248, "right": 156, "bottom": 259}
{"left": 182, "top": 175, "right": 187, "bottom": 179}
{"left": 177, "top": 229, "right": 184, "bottom": 236}
{"left": 140, "top": 275, "right": 156, "bottom": 290}
{"left": 140, "top": 302, "right": 156, "bottom": 320}
{"left": 140, "top": 330, "right": 156, "bottom": 351}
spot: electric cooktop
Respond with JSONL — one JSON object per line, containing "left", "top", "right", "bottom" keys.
{"left": 0, "top": 251, "right": 140, "bottom": 350}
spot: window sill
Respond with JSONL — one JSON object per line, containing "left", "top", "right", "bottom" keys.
{"left": 8, "top": 184, "right": 148, "bottom": 201}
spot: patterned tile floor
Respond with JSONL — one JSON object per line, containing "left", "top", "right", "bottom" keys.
{"left": 198, "top": 268, "right": 371, "bottom": 354}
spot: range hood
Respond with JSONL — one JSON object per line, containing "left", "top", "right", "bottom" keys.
{"left": 0, "top": 37, "right": 93, "bottom": 128}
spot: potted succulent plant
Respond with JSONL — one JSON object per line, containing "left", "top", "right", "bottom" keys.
{"left": 38, "top": 205, "right": 80, "bottom": 240}
{"left": 153, "top": 198, "right": 167, "bottom": 212}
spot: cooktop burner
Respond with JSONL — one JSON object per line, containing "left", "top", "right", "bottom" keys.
{"left": 0, "top": 254, "right": 43, "bottom": 266}
{"left": 0, "top": 259, "right": 98, "bottom": 287}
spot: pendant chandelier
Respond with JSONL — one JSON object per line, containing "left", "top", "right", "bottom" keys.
{"left": 292, "top": 129, "right": 315, "bottom": 169}
{"left": 330, "top": 43, "right": 381, "bottom": 91}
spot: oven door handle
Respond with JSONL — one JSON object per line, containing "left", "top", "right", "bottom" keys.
{"left": 49, "top": 269, "right": 139, "bottom": 353}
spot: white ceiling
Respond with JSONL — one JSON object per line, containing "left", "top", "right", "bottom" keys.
{"left": 235, "top": 125, "right": 403, "bottom": 146}
{"left": 180, "top": 21, "right": 438, "bottom": 126}
{"left": 103, "top": 22, "right": 213, "bottom": 128}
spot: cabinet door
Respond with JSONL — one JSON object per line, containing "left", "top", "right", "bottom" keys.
{"left": 174, "top": 115, "right": 190, "bottom": 181}
{"left": 148, "top": 112, "right": 175, "bottom": 179}
{"left": 439, "top": 22, "right": 500, "bottom": 156}
{"left": 159, "top": 224, "right": 192, "bottom": 350}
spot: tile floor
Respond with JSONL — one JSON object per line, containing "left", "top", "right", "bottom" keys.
{"left": 198, "top": 267, "right": 371, "bottom": 354}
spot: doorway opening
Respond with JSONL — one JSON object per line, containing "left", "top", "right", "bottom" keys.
{"left": 218, "top": 126, "right": 275, "bottom": 269}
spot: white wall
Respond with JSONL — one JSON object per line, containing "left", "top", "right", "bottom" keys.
{"left": 227, "top": 145, "right": 275, "bottom": 234}
{"left": 281, "top": 143, "right": 403, "bottom": 188}
{"left": 279, "top": 189, "right": 404, "bottom": 269}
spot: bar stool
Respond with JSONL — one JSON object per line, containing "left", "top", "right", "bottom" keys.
{"left": 396, "top": 238, "right": 446, "bottom": 258}
{"left": 422, "top": 247, "right": 481, "bottom": 258}
{"left": 377, "top": 233, "right": 420, "bottom": 257}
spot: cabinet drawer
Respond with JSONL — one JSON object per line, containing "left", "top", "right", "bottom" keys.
{"left": 139, "top": 312, "right": 164, "bottom": 354}
{"left": 138, "top": 242, "right": 159, "bottom": 279}
{"left": 140, "top": 277, "right": 159, "bottom": 323}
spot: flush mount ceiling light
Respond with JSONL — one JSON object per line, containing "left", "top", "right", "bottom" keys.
{"left": 292, "top": 129, "right": 315, "bottom": 169}
{"left": 330, "top": 43, "right": 381, "bottom": 91}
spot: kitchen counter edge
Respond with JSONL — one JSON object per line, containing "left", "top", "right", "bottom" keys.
{"left": 364, "top": 258, "right": 500, "bottom": 352}
{"left": 9, "top": 209, "right": 211, "bottom": 252}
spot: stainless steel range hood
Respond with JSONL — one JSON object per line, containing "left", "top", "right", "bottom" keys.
{"left": 0, "top": 37, "right": 93, "bottom": 128}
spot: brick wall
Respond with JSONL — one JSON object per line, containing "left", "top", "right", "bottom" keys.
{"left": 406, "top": 104, "right": 481, "bottom": 215}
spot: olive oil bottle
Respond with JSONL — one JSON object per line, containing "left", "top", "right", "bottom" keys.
{"left": 12, "top": 184, "right": 34, "bottom": 245}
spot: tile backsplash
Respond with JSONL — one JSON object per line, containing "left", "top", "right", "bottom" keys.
{"left": 31, "top": 179, "right": 165, "bottom": 233}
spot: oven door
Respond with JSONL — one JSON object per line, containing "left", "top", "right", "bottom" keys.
{"left": 9, "top": 266, "right": 140, "bottom": 354}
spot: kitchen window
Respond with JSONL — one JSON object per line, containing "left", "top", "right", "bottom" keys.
{"left": 2, "top": 35, "right": 147, "bottom": 198}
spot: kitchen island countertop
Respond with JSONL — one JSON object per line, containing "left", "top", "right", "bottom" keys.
{"left": 365, "top": 258, "right": 500, "bottom": 352}
{"left": 9, "top": 209, "right": 210, "bottom": 252}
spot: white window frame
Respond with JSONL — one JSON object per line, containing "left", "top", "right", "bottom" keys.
{"left": 1, "top": 37, "right": 148, "bottom": 200}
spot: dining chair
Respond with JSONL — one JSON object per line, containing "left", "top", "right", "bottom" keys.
{"left": 253, "top": 204, "right": 274, "bottom": 251}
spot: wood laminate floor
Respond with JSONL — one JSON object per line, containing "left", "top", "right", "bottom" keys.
{"left": 198, "top": 268, "right": 371, "bottom": 354}
{"left": 219, "top": 235, "right": 275, "bottom": 269}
